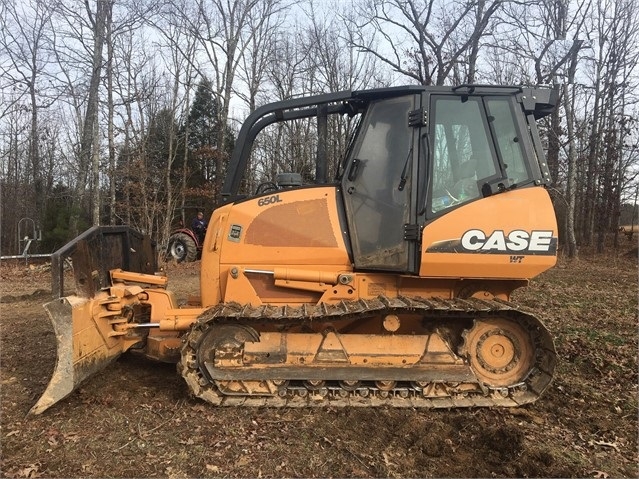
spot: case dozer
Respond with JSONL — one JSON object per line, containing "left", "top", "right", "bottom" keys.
{"left": 32, "top": 85, "right": 558, "bottom": 414}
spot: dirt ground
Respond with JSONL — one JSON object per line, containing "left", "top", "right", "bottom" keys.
{"left": 1, "top": 247, "right": 637, "bottom": 478}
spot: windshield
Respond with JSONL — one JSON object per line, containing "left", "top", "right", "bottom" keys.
{"left": 427, "top": 95, "right": 530, "bottom": 216}
{"left": 429, "top": 97, "right": 497, "bottom": 214}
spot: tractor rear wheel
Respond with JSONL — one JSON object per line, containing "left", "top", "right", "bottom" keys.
{"left": 167, "top": 233, "right": 198, "bottom": 262}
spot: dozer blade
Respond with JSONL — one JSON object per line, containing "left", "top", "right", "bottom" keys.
{"left": 30, "top": 295, "right": 126, "bottom": 414}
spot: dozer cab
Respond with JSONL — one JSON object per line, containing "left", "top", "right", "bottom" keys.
{"left": 32, "top": 85, "right": 558, "bottom": 413}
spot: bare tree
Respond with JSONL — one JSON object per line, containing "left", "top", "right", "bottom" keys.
{"left": 152, "top": 5, "right": 199, "bottom": 246}
{"left": 0, "top": 93, "right": 31, "bottom": 254}
{"left": 106, "top": 1, "right": 160, "bottom": 225}
{"left": 351, "top": 0, "right": 502, "bottom": 85}
{"left": 562, "top": 44, "right": 582, "bottom": 258}
{"left": 235, "top": 0, "right": 287, "bottom": 113}
{"left": 593, "top": 0, "right": 639, "bottom": 252}
{"left": 50, "top": 0, "right": 112, "bottom": 232}
{"left": 111, "top": 28, "right": 149, "bottom": 226}
{"left": 172, "top": 0, "right": 287, "bottom": 200}
{"left": 0, "top": 0, "right": 57, "bottom": 228}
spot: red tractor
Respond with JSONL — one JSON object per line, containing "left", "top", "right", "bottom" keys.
{"left": 166, "top": 210, "right": 207, "bottom": 262}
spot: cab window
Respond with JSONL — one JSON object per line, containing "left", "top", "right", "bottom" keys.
{"left": 429, "top": 97, "right": 497, "bottom": 214}
{"left": 485, "top": 98, "right": 530, "bottom": 185}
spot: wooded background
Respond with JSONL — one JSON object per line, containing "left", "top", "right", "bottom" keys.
{"left": 1, "top": 0, "right": 637, "bottom": 258}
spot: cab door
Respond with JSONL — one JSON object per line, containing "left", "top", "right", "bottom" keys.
{"left": 341, "top": 95, "right": 419, "bottom": 271}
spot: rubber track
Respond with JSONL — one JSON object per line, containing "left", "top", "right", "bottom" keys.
{"left": 179, "top": 296, "right": 556, "bottom": 408}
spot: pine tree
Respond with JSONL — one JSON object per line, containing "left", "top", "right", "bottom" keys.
{"left": 181, "top": 77, "right": 235, "bottom": 203}
{"left": 188, "top": 77, "right": 219, "bottom": 153}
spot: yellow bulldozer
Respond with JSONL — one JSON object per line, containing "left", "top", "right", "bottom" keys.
{"left": 32, "top": 85, "right": 558, "bottom": 413}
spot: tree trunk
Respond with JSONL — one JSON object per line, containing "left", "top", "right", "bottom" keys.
{"left": 106, "top": 4, "right": 115, "bottom": 225}
{"left": 563, "top": 83, "right": 578, "bottom": 259}
{"left": 582, "top": 79, "right": 602, "bottom": 247}
{"left": 91, "top": 113, "right": 100, "bottom": 226}
{"left": 70, "top": 0, "right": 110, "bottom": 236}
